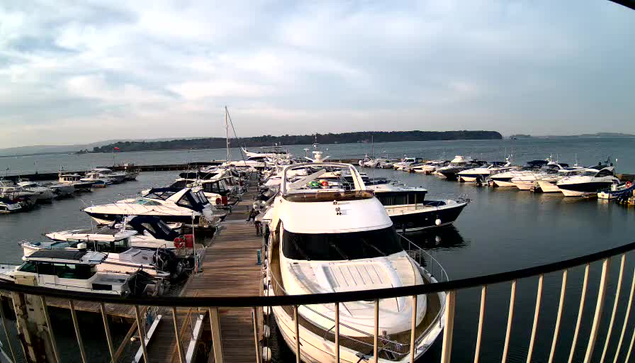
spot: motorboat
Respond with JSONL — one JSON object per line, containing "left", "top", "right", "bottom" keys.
{"left": 0, "top": 181, "right": 38, "bottom": 209}
{"left": 45, "top": 216, "right": 201, "bottom": 268}
{"left": 410, "top": 160, "right": 447, "bottom": 174}
{"left": 19, "top": 241, "right": 181, "bottom": 279}
{"left": 58, "top": 172, "right": 94, "bottom": 191}
{"left": 264, "top": 162, "right": 446, "bottom": 363}
{"left": 83, "top": 188, "right": 217, "bottom": 227}
{"left": 122, "top": 163, "right": 140, "bottom": 181}
{"left": 241, "top": 146, "right": 289, "bottom": 160}
{"left": 16, "top": 180, "right": 54, "bottom": 203}
{"left": 436, "top": 156, "right": 480, "bottom": 181}
{"left": 93, "top": 168, "right": 127, "bottom": 184}
{"left": 557, "top": 166, "right": 620, "bottom": 197}
{"left": 1, "top": 250, "right": 164, "bottom": 296}
{"left": 457, "top": 160, "right": 515, "bottom": 183}
{"left": 368, "top": 183, "right": 469, "bottom": 232}
{"left": 81, "top": 171, "right": 111, "bottom": 188}
{"left": 598, "top": 181, "right": 635, "bottom": 200}
{"left": 393, "top": 157, "right": 422, "bottom": 171}
{"left": 0, "top": 198, "right": 23, "bottom": 214}
{"left": 534, "top": 164, "right": 585, "bottom": 193}
{"left": 43, "top": 182, "right": 75, "bottom": 198}
{"left": 490, "top": 159, "right": 549, "bottom": 187}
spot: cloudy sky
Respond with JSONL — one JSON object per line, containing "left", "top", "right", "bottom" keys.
{"left": 1, "top": 0, "right": 634, "bottom": 147}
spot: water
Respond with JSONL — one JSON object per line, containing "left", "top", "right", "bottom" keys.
{"left": 3, "top": 137, "right": 635, "bottom": 175}
{"left": 2, "top": 138, "right": 635, "bottom": 361}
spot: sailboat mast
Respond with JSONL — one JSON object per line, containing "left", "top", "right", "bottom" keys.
{"left": 225, "top": 106, "right": 231, "bottom": 162}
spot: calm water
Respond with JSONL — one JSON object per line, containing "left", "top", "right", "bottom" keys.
{"left": 1, "top": 139, "right": 635, "bottom": 361}
{"left": 3, "top": 137, "right": 635, "bottom": 175}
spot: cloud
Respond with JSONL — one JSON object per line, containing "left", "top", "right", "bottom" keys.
{"left": 1, "top": 0, "right": 635, "bottom": 147}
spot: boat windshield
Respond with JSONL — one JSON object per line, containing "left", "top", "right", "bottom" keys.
{"left": 282, "top": 227, "right": 403, "bottom": 261}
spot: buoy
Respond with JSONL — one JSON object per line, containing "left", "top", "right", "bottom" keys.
{"left": 262, "top": 347, "right": 272, "bottom": 361}
{"left": 263, "top": 324, "right": 271, "bottom": 338}
{"left": 435, "top": 219, "right": 442, "bottom": 226}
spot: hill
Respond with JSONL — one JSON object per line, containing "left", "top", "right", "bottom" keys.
{"left": 91, "top": 130, "right": 502, "bottom": 153}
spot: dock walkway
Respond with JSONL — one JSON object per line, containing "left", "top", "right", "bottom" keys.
{"left": 148, "top": 185, "right": 263, "bottom": 363}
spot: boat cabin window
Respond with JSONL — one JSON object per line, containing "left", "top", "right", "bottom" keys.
{"left": 202, "top": 181, "right": 228, "bottom": 194}
{"left": 170, "top": 180, "right": 188, "bottom": 189}
{"left": 596, "top": 169, "right": 614, "bottom": 177}
{"left": 20, "top": 262, "right": 95, "bottom": 279}
{"left": 375, "top": 191, "right": 427, "bottom": 206}
{"left": 177, "top": 195, "right": 193, "bottom": 208}
{"left": 282, "top": 227, "right": 403, "bottom": 261}
{"left": 136, "top": 199, "right": 161, "bottom": 206}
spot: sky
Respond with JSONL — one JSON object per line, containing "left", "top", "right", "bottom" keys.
{"left": 1, "top": 0, "right": 634, "bottom": 148}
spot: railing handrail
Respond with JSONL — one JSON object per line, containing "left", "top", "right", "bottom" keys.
{"left": 1, "top": 240, "right": 634, "bottom": 307}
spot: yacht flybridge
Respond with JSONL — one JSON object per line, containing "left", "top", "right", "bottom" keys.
{"left": 83, "top": 188, "right": 216, "bottom": 227}
{"left": 264, "top": 162, "right": 445, "bottom": 363}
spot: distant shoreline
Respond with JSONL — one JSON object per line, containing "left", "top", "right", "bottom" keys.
{"left": 90, "top": 130, "right": 502, "bottom": 153}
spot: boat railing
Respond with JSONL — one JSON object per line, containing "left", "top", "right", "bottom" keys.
{"left": 0, "top": 240, "right": 635, "bottom": 362}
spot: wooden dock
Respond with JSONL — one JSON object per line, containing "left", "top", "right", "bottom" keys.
{"left": 147, "top": 184, "right": 264, "bottom": 363}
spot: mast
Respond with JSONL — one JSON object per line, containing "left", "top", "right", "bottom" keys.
{"left": 225, "top": 106, "right": 231, "bottom": 162}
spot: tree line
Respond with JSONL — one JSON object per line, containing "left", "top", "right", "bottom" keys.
{"left": 92, "top": 130, "right": 502, "bottom": 153}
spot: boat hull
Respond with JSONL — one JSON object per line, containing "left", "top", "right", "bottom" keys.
{"left": 536, "top": 180, "right": 562, "bottom": 193}
{"left": 387, "top": 201, "right": 468, "bottom": 232}
{"left": 558, "top": 182, "right": 615, "bottom": 197}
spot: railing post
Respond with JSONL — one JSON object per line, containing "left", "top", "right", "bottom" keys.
{"left": 613, "top": 267, "right": 635, "bottom": 363}
{"left": 68, "top": 300, "right": 87, "bottom": 363}
{"left": 208, "top": 307, "right": 224, "bottom": 363}
{"left": 172, "top": 307, "right": 185, "bottom": 363}
{"left": 441, "top": 290, "right": 456, "bottom": 363}
{"left": 0, "top": 297, "right": 18, "bottom": 363}
{"left": 98, "top": 302, "right": 115, "bottom": 363}
{"left": 501, "top": 280, "right": 517, "bottom": 363}
{"left": 473, "top": 286, "right": 487, "bottom": 363}
{"left": 252, "top": 307, "right": 262, "bottom": 363}
{"left": 526, "top": 275, "right": 544, "bottom": 363}
{"left": 134, "top": 305, "right": 149, "bottom": 363}
{"left": 374, "top": 299, "right": 380, "bottom": 363}
{"left": 410, "top": 295, "right": 418, "bottom": 363}
{"left": 10, "top": 292, "right": 58, "bottom": 363}
{"left": 294, "top": 305, "right": 301, "bottom": 363}
{"left": 583, "top": 258, "right": 611, "bottom": 363}
{"left": 548, "top": 269, "right": 568, "bottom": 363}
{"left": 569, "top": 264, "right": 591, "bottom": 363}
{"left": 601, "top": 254, "right": 625, "bottom": 362}
{"left": 335, "top": 302, "right": 340, "bottom": 362}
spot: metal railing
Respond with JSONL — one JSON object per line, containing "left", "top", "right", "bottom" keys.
{"left": 0, "top": 241, "right": 634, "bottom": 362}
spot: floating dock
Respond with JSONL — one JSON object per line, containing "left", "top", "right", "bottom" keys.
{"left": 145, "top": 179, "right": 263, "bottom": 362}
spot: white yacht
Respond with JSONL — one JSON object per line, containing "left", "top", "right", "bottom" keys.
{"left": 43, "top": 182, "right": 75, "bottom": 198}
{"left": 58, "top": 172, "right": 94, "bottom": 191}
{"left": 1, "top": 250, "right": 163, "bottom": 296}
{"left": 393, "top": 157, "right": 421, "bottom": 171}
{"left": 557, "top": 166, "right": 620, "bottom": 197}
{"left": 16, "top": 181, "right": 54, "bottom": 203}
{"left": 436, "top": 156, "right": 478, "bottom": 181}
{"left": 93, "top": 168, "right": 127, "bottom": 184}
{"left": 457, "top": 160, "right": 515, "bottom": 183}
{"left": 0, "top": 197, "right": 23, "bottom": 214}
{"left": 83, "top": 188, "right": 216, "bottom": 227}
{"left": 0, "top": 181, "right": 38, "bottom": 208}
{"left": 264, "top": 162, "right": 446, "bottom": 363}
{"left": 410, "top": 160, "right": 447, "bottom": 174}
{"left": 535, "top": 165, "right": 585, "bottom": 193}
{"left": 81, "top": 171, "right": 110, "bottom": 188}
{"left": 490, "top": 160, "right": 549, "bottom": 187}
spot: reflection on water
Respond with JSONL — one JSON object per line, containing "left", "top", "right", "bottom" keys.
{"left": 402, "top": 226, "right": 467, "bottom": 251}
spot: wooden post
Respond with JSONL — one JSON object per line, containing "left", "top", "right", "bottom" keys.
{"left": 10, "top": 292, "right": 57, "bottom": 363}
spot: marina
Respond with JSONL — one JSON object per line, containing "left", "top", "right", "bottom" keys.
{"left": 1, "top": 139, "right": 635, "bottom": 362}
